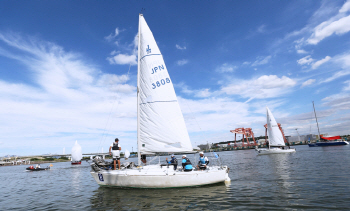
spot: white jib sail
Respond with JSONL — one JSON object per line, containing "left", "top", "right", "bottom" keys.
{"left": 71, "top": 140, "right": 83, "bottom": 161}
{"left": 137, "top": 14, "right": 193, "bottom": 154}
{"left": 266, "top": 107, "right": 285, "bottom": 147}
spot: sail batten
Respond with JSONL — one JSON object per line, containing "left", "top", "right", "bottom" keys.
{"left": 137, "top": 14, "right": 193, "bottom": 154}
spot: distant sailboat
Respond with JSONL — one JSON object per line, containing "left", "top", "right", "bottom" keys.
{"left": 256, "top": 107, "right": 296, "bottom": 155}
{"left": 71, "top": 141, "right": 82, "bottom": 165}
{"left": 308, "top": 101, "right": 349, "bottom": 147}
{"left": 89, "top": 14, "right": 230, "bottom": 188}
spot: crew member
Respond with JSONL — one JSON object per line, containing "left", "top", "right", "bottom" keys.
{"left": 141, "top": 155, "right": 147, "bottom": 164}
{"left": 197, "top": 152, "right": 209, "bottom": 170}
{"left": 109, "top": 138, "right": 121, "bottom": 170}
{"left": 181, "top": 155, "right": 192, "bottom": 172}
{"left": 166, "top": 154, "right": 178, "bottom": 170}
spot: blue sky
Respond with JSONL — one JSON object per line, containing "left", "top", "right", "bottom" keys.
{"left": 1, "top": 0, "right": 350, "bottom": 156}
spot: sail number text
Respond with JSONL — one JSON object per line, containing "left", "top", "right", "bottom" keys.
{"left": 152, "top": 78, "right": 171, "bottom": 89}
{"left": 151, "top": 65, "right": 165, "bottom": 74}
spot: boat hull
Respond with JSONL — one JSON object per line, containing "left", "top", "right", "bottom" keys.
{"left": 257, "top": 148, "right": 296, "bottom": 155}
{"left": 90, "top": 165, "right": 230, "bottom": 188}
{"left": 308, "top": 141, "right": 349, "bottom": 147}
{"left": 71, "top": 161, "right": 82, "bottom": 165}
{"left": 26, "top": 167, "right": 50, "bottom": 171}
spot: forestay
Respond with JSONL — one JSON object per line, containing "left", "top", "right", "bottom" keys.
{"left": 137, "top": 15, "right": 193, "bottom": 154}
{"left": 266, "top": 107, "right": 285, "bottom": 147}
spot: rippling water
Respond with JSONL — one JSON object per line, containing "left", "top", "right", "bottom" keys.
{"left": 1, "top": 145, "right": 350, "bottom": 210}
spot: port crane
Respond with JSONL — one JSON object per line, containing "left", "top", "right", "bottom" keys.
{"left": 230, "top": 127, "right": 257, "bottom": 147}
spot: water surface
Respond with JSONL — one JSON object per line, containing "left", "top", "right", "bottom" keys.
{"left": 1, "top": 145, "right": 350, "bottom": 210}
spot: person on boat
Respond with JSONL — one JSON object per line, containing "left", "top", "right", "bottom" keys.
{"left": 165, "top": 154, "right": 178, "bottom": 170}
{"left": 109, "top": 138, "right": 121, "bottom": 170}
{"left": 266, "top": 141, "right": 269, "bottom": 148}
{"left": 197, "top": 152, "right": 209, "bottom": 170}
{"left": 181, "top": 155, "right": 192, "bottom": 172}
{"left": 286, "top": 142, "right": 291, "bottom": 149}
{"left": 141, "top": 155, "right": 147, "bottom": 164}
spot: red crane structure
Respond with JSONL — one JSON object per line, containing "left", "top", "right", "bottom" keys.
{"left": 230, "top": 127, "right": 257, "bottom": 147}
{"left": 264, "top": 123, "right": 289, "bottom": 145}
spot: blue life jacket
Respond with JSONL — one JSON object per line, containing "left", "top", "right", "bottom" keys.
{"left": 182, "top": 157, "right": 192, "bottom": 170}
{"left": 185, "top": 164, "right": 192, "bottom": 170}
{"left": 199, "top": 156, "right": 206, "bottom": 164}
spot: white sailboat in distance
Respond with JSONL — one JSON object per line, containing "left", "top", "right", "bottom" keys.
{"left": 256, "top": 107, "right": 296, "bottom": 155}
{"left": 90, "top": 14, "right": 230, "bottom": 188}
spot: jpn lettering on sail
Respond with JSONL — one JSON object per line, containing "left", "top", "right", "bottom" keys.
{"left": 266, "top": 107, "right": 285, "bottom": 147}
{"left": 138, "top": 15, "right": 193, "bottom": 154}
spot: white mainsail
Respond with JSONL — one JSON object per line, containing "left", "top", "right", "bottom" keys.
{"left": 71, "top": 140, "right": 82, "bottom": 161}
{"left": 266, "top": 107, "right": 285, "bottom": 147}
{"left": 137, "top": 14, "right": 193, "bottom": 154}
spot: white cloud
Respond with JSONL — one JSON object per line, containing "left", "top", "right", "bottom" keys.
{"left": 252, "top": 56, "right": 271, "bottom": 66}
{"left": 307, "top": 14, "right": 350, "bottom": 44}
{"left": 177, "top": 59, "right": 188, "bottom": 66}
{"left": 104, "top": 27, "right": 122, "bottom": 42}
{"left": 221, "top": 75, "right": 296, "bottom": 99}
{"left": 297, "top": 55, "right": 314, "bottom": 65}
{"left": 0, "top": 32, "right": 137, "bottom": 155}
{"left": 257, "top": 24, "right": 266, "bottom": 33}
{"left": 322, "top": 93, "right": 350, "bottom": 109}
{"left": 339, "top": 0, "right": 350, "bottom": 13}
{"left": 195, "top": 89, "right": 212, "bottom": 98}
{"left": 107, "top": 34, "right": 138, "bottom": 66}
{"left": 320, "top": 70, "right": 350, "bottom": 83}
{"left": 176, "top": 44, "right": 186, "bottom": 50}
{"left": 216, "top": 63, "right": 237, "bottom": 73}
{"left": 297, "top": 49, "right": 308, "bottom": 54}
{"left": 178, "top": 83, "right": 213, "bottom": 98}
{"left": 343, "top": 80, "right": 350, "bottom": 91}
{"left": 301, "top": 79, "right": 316, "bottom": 88}
{"left": 312, "top": 56, "right": 331, "bottom": 69}
{"left": 107, "top": 53, "right": 137, "bottom": 65}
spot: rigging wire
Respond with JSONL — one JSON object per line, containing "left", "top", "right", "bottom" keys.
{"left": 97, "top": 62, "right": 133, "bottom": 152}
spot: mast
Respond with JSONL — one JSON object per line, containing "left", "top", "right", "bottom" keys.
{"left": 137, "top": 14, "right": 142, "bottom": 166}
{"left": 312, "top": 101, "right": 321, "bottom": 139}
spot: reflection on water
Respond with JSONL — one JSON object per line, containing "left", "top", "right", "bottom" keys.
{"left": 90, "top": 184, "right": 229, "bottom": 210}
{"left": 1, "top": 145, "right": 350, "bottom": 210}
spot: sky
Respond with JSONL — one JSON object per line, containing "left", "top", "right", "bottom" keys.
{"left": 1, "top": 0, "right": 350, "bottom": 156}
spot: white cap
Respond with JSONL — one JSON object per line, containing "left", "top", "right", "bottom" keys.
{"left": 199, "top": 152, "right": 204, "bottom": 155}
{"left": 182, "top": 155, "right": 186, "bottom": 157}
{"left": 171, "top": 154, "right": 175, "bottom": 157}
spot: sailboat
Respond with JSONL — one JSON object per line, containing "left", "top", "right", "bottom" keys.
{"left": 71, "top": 140, "right": 82, "bottom": 165}
{"left": 256, "top": 107, "right": 296, "bottom": 155}
{"left": 308, "top": 101, "right": 349, "bottom": 147}
{"left": 90, "top": 14, "right": 230, "bottom": 188}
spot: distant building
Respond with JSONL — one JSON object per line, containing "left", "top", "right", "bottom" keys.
{"left": 197, "top": 143, "right": 212, "bottom": 151}
{"left": 286, "top": 134, "right": 318, "bottom": 142}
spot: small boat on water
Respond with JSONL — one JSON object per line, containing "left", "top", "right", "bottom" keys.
{"left": 256, "top": 107, "right": 296, "bottom": 155}
{"left": 71, "top": 140, "right": 82, "bottom": 165}
{"left": 308, "top": 101, "right": 349, "bottom": 147}
{"left": 26, "top": 165, "right": 51, "bottom": 171}
{"left": 308, "top": 135, "right": 349, "bottom": 147}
